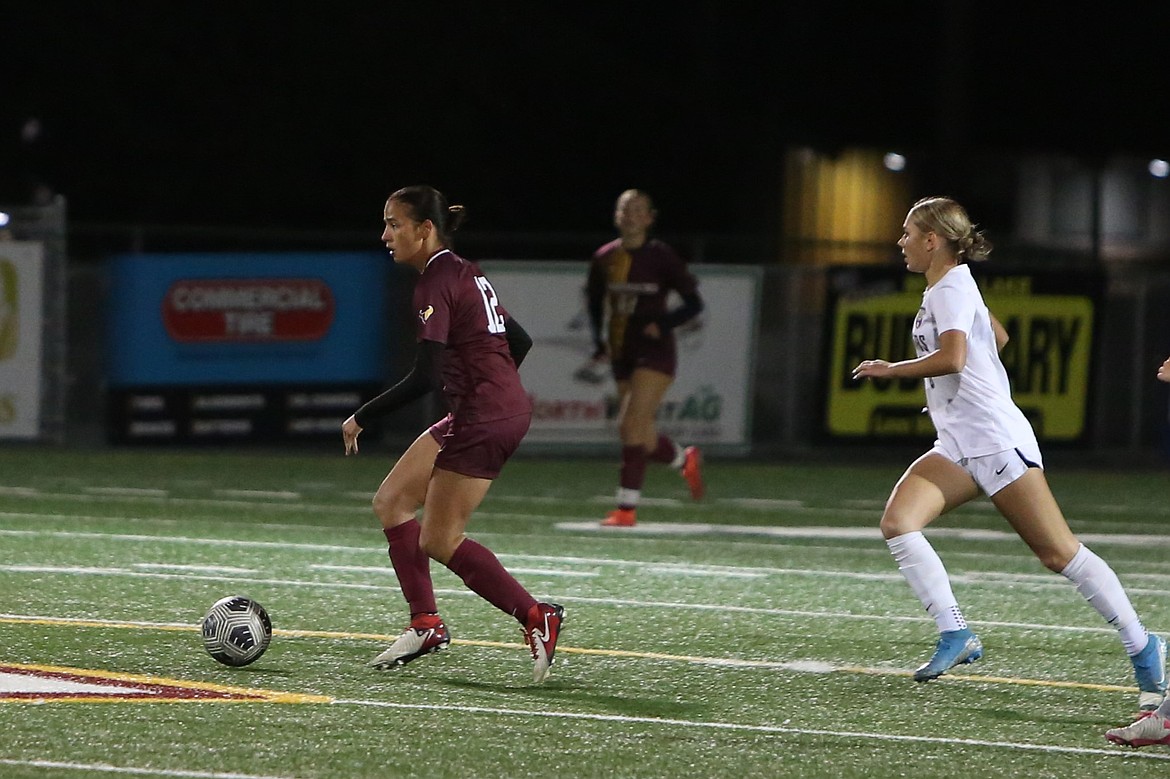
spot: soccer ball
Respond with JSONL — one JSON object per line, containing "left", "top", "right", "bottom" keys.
{"left": 200, "top": 595, "right": 272, "bottom": 667}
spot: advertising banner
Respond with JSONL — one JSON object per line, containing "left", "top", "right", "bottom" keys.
{"left": 0, "top": 241, "right": 44, "bottom": 439}
{"left": 481, "top": 261, "right": 761, "bottom": 451}
{"left": 106, "top": 252, "right": 389, "bottom": 443}
{"left": 824, "top": 267, "right": 1100, "bottom": 441}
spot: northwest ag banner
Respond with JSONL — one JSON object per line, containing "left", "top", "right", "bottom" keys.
{"left": 0, "top": 241, "right": 44, "bottom": 439}
{"left": 481, "top": 261, "right": 761, "bottom": 452}
{"left": 824, "top": 266, "right": 1099, "bottom": 442}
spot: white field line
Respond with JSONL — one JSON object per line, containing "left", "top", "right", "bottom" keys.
{"left": 82, "top": 487, "right": 169, "bottom": 498}
{"left": 13, "top": 484, "right": 1170, "bottom": 524}
{"left": 329, "top": 699, "right": 1170, "bottom": 761}
{"left": 0, "top": 666, "right": 1158, "bottom": 771}
{"left": 0, "top": 758, "right": 304, "bottom": 779}
{"left": 9, "top": 506, "right": 1170, "bottom": 555}
{"left": 3, "top": 524, "right": 1170, "bottom": 602}
{"left": 213, "top": 489, "right": 301, "bottom": 500}
{"left": 132, "top": 563, "right": 259, "bottom": 574}
{"left": 0, "top": 613, "right": 1141, "bottom": 696}
{"left": 559, "top": 520, "right": 1170, "bottom": 548}
{"left": 7, "top": 525, "right": 1170, "bottom": 590}
{"left": 640, "top": 566, "right": 767, "bottom": 579}
{"left": 0, "top": 513, "right": 1060, "bottom": 570}
{"left": 0, "top": 565, "right": 1142, "bottom": 636}
{"left": 309, "top": 563, "right": 598, "bottom": 578}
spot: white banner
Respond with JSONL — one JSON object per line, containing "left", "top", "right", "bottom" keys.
{"left": 481, "top": 261, "right": 761, "bottom": 451}
{"left": 0, "top": 241, "right": 44, "bottom": 439}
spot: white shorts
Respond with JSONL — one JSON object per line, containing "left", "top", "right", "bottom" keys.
{"left": 928, "top": 441, "right": 1044, "bottom": 496}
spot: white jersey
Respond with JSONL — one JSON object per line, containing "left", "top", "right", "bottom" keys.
{"left": 912, "top": 264, "right": 1037, "bottom": 458}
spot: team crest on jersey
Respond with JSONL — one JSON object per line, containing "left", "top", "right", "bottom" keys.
{"left": 419, "top": 305, "right": 434, "bottom": 323}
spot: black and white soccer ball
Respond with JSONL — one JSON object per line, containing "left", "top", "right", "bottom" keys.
{"left": 200, "top": 595, "right": 272, "bottom": 667}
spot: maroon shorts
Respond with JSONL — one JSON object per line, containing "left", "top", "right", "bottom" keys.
{"left": 611, "top": 340, "right": 677, "bottom": 381}
{"left": 427, "top": 412, "right": 531, "bottom": 479}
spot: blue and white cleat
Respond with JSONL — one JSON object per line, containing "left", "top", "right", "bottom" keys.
{"left": 1131, "top": 633, "right": 1167, "bottom": 712}
{"left": 913, "top": 628, "right": 983, "bottom": 682}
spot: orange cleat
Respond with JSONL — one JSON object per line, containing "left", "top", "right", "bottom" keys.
{"left": 681, "top": 445, "right": 705, "bottom": 500}
{"left": 600, "top": 508, "right": 637, "bottom": 527}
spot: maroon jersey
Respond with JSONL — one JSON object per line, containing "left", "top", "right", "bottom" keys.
{"left": 414, "top": 249, "right": 531, "bottom": 423}
{"left": 587, "top": 238, "right": 699, "bottom": 361}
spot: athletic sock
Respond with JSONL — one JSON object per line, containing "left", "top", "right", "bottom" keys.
{"left": 617, "top": 445, "right": 648, "bottom": 509}
{"left": 1060, "top": 543, "right": 1146, "bottom": 655}
{"left": 445, "top": 538, "right": 538, "bottom": 621}
{"left": 620, "top": 444, "right": 648, "bottom": 486}
{"left": 886, "top": 531, "right": 967, "bottom": 633}
{"left": 383, "top": 520, "right": 437, "bottom": 616}
{"left": 648, "top": 434, "right": 683, "bottom": 467}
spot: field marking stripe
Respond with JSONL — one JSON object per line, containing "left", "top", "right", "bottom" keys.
{"left": 0, "top": 559, "right": 1142, "bottom": 634}
{"left": 0, "top": 758, "right": 303, "bottom": 778}
{"left": 0, "top": 614, "right": 1137, "bottom": 695}
{"left": 7, "top": 499, "right": 1170, "bottom": 549}
{"left": 9, "top": 518, "right": 1170, "bottom": 561}
{"left": 9, "top": 483, "right": 1170, "bottom": 520}
{"left": 0, "top": 560, "right": 1151, "bottom": 636}
{"left": 330, "top": 699, "right": 1170, "bottom": 760}
{"left": 0, "top": 662, "right": 331, "bottom": 703}
{"left": 4, "top": 529, "right": 1169, "bottom": 599}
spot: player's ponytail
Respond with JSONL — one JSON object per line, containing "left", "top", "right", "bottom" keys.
{"left": 389, "top": 185, "right": 467, "bottom": 247}
{"left": 909, "top": 196, "right": 993, "bottom": 262}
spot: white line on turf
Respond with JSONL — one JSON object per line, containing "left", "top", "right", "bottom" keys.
{"left": 0, "top": 568, "right": 1133, "bottom": 636}
{"left": 12, "top": 516, "right": 1170, "bottom": 557}
{"left": 7, "top": 483, "right": 1170, "bottom": 520}
{"left": 132, "top": 563, "right": 259, "bottom": 574}
{"left": 0, "top": 759, "right": 303, "bottom": 779}
{"left": 559, "top": 520, "right": 1170, "bottom": 547}
{"left": 309, "top": 563, "right": 598, "bottom": 578}
{"left": 2, "top": 525, "right": 1168, "bottom": 602}
{"left": 82, "top": 487, "right": 169, "bottom": 498}
{"left": 214, "top": 489, "right": 302, "bottom": 500}
{"left": 328, "top": 699, "right": 1170, "bottom": 761}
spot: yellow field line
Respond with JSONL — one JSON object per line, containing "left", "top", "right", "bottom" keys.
{"left": 0, "top": 614, "right": 1136, "bottom": 695}
{"left": 0, "top": 660, "right": 331, "bottom": 703}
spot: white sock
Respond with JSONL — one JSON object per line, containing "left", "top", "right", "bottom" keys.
{"left": 1060, "top": 543, "right": 1146, "bottom": 655}
{"left": 887, "top": 531, "right": 967, "bottom": 633}
{"left": 669, "top": 443, "right": 686, "bottom": 470}
{"left": 615, "top": 487, "right": 640, "bottom": 509}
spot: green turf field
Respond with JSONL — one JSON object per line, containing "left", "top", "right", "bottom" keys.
{"left": 1, "top": 445, "right": 1168, "bottom": 778}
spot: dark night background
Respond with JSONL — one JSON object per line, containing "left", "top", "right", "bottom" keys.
{"left": 2, "top": 3, "right": 1168, "bottom": 244}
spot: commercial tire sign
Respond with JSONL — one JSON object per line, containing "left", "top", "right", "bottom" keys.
{"left": 824, "top": 267, "right": 1099, "bottom": 441}
{"left": 106, "top": 252, "right": 387, "bottom": 443}
{"left": 161, "top": 278, "right": 335, "bottom": 342}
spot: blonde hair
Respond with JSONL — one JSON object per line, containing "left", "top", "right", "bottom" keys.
{"left": 909, "top": 196, "right": 993, "bottom": 262}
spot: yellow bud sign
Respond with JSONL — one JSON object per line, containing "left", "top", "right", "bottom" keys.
{"left": 825, "top": 268, "right": 1097, "bottom": 441}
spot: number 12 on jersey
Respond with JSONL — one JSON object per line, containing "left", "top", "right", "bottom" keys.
{"left": 475, "top": 276, "right": 507, "bottom": 334}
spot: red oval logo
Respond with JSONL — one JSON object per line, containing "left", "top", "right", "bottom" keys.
{"left": 161, "top": 278, "right": 335, "bottom": 343}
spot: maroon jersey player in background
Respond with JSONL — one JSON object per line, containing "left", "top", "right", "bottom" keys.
{"left": 341, "top": 185, "right": 564, "bottom": 683}
{"left": 587, "top": 189, "right": 705, "bottom": 527}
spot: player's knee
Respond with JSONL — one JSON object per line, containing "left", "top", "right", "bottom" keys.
{"left": 618, "top": 415, "right": 650, "bottom": 443}
{"left": 879, "top": 509, "right": 917, "bottom": 540}
{"left": 1036, "top": 546, "right": 1075, "bottom": 573}
{"left": 372, "top": 488, "right": 412, "bottom": 528}
{"left": 417, "top": 531, "right": 457, "bottom": 564}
